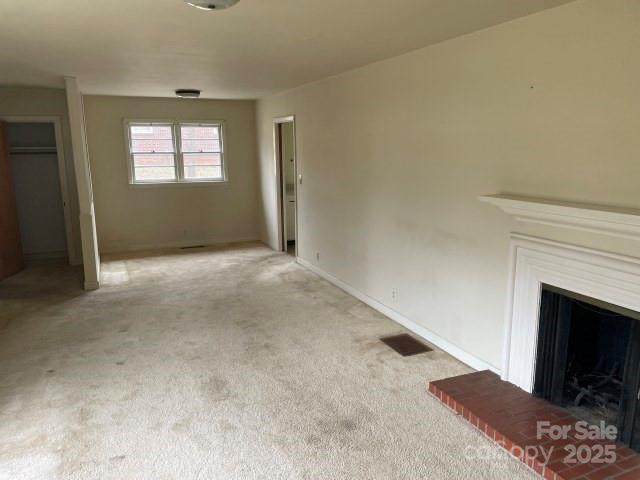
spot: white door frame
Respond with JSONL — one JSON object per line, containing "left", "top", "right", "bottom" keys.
{"left": 1, "top": 115, "right": 78, "bottom": 265}
{"left": 273, "top": 115, "right": 298, "bottom": 256}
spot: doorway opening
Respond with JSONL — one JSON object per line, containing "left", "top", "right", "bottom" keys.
{"left": 274, "top": 116, "right": 297, "bottom": 257}
{"left": 2, "top": 118, "right": 75, "bottom": 271}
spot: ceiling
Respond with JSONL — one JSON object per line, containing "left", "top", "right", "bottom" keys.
{"left": 0, "top": 0, "right": 574, "bottom": 99}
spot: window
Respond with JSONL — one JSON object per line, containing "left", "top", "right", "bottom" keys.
{"left": 125, "top": 121, "right": 225, "bottom": 184}
{"left": 179, "top": 124, "right": 223, "bottom": 181}
{"left": 128, "top": 123, "right": 177, "bottom": 182}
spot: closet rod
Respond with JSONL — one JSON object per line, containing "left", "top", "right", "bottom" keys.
{"left": 9, "top": 147, "right": 57, "bottom": 155}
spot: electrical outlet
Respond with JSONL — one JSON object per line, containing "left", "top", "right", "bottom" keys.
{"left": 391, "top": 288, "right": 398, "bottom": 300}
{"left": 316, "top": 252, "right": 320, "bottom": 262}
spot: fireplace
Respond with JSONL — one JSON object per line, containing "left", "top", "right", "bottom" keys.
{"left": 474, "top": 196, "right": 640, "bottom": 472}
{"left": 533, "top": 285, "right": 640, "bottom": 451}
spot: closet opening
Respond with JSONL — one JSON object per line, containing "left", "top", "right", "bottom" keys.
{"left": 1, "top": 118, "right": 75, "bottom": 276}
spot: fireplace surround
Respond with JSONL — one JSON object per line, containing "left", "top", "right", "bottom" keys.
{"left": 425, "top": 195, "right": 640, "bottom": 473}
{"left": 478, "top": 195, "right": 640, "bottom": 392}
{"left": 479, "top": 195, "right": 640, "bottom": 450}
{"left": 501, "top": 234, "right": 640, "bottom": 393}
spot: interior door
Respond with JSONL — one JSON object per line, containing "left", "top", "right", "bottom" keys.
{"left": 0, "top": 121, "right": 24, "bottom": 280}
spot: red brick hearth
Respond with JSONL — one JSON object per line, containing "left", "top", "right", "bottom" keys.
{"left": 428, "top": 371, "right": 640, "bottom": 480}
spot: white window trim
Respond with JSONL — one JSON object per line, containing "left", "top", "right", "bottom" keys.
{"left": 123, "top": 119, "right": 228, "bottom": 186}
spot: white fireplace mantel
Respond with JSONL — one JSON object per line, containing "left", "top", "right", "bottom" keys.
{"left": 500, "top": 234, "right": 640, "bottom": 392}
{"left": 480, "top": 194, "right": 640, "bottom": 392}
{"left": 479, "top": 194, "right": 640, "bottom": 240}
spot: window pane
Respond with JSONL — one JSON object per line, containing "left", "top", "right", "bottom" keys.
{"left": 130, "top": 125, "right": 173, "bottom": 140}
{"left": 183, "top": 153, "right": 221, "bottom": 166}
{"left": 134, "top": 166, "right": 176, "bottom": 181}
{"left": 180, "top": 125, "right": 219, "bottom": 140}
{"left": 127, "top": 122, "right": 226, "bottom": 183}
{"left": 131, "top": 138, "right": 175, "bottom": 153}
{"left": 184, "top": 165, "right": 223, "bottom": 180}
{"left": 181, "top": 138, "right": 220, "bottom": 153}
{"left": 133, "top": 154, "right": 175, "bottom": 167}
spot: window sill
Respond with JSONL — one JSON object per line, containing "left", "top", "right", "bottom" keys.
{"left": 129, "top": 179, "right": 228, "bottom": 188}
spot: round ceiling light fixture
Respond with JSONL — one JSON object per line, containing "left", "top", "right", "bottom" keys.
{"left": 184, "top": 0, "right": 240, "bottom": 10}
{"left": 175, "top": 89, "right": 201, "bottom": 99}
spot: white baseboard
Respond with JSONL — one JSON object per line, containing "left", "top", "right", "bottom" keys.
{"left": 297, "top": 257, "right": 500, "bottom": 374}
{"left": 100, "top": 236, "right": 260, "bottom": 254}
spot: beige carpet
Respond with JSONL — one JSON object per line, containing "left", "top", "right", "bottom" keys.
{"left": 0, "top": 243, "right": 537, "bottom": 479}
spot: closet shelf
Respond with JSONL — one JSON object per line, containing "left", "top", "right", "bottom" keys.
{"left": 9, "top": 146, "right": 57, "bottom": 155}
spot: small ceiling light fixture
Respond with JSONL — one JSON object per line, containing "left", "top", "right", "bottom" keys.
{"left": 183, "top": 0, "right": 240, "bottom": 10}
{"left": 175, "top": 89, "right": 201, "bottom": 99}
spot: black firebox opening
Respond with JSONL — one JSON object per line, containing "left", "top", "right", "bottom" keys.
{"left": 534, "top": 285, "right": 640, "bottom": 451}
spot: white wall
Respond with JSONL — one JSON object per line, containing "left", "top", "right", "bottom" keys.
{"left": 256, "top": 0, "right": 640, "bottom": 370}
{"left": 83, "top": 95, "right": 259, "bottom": 252}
